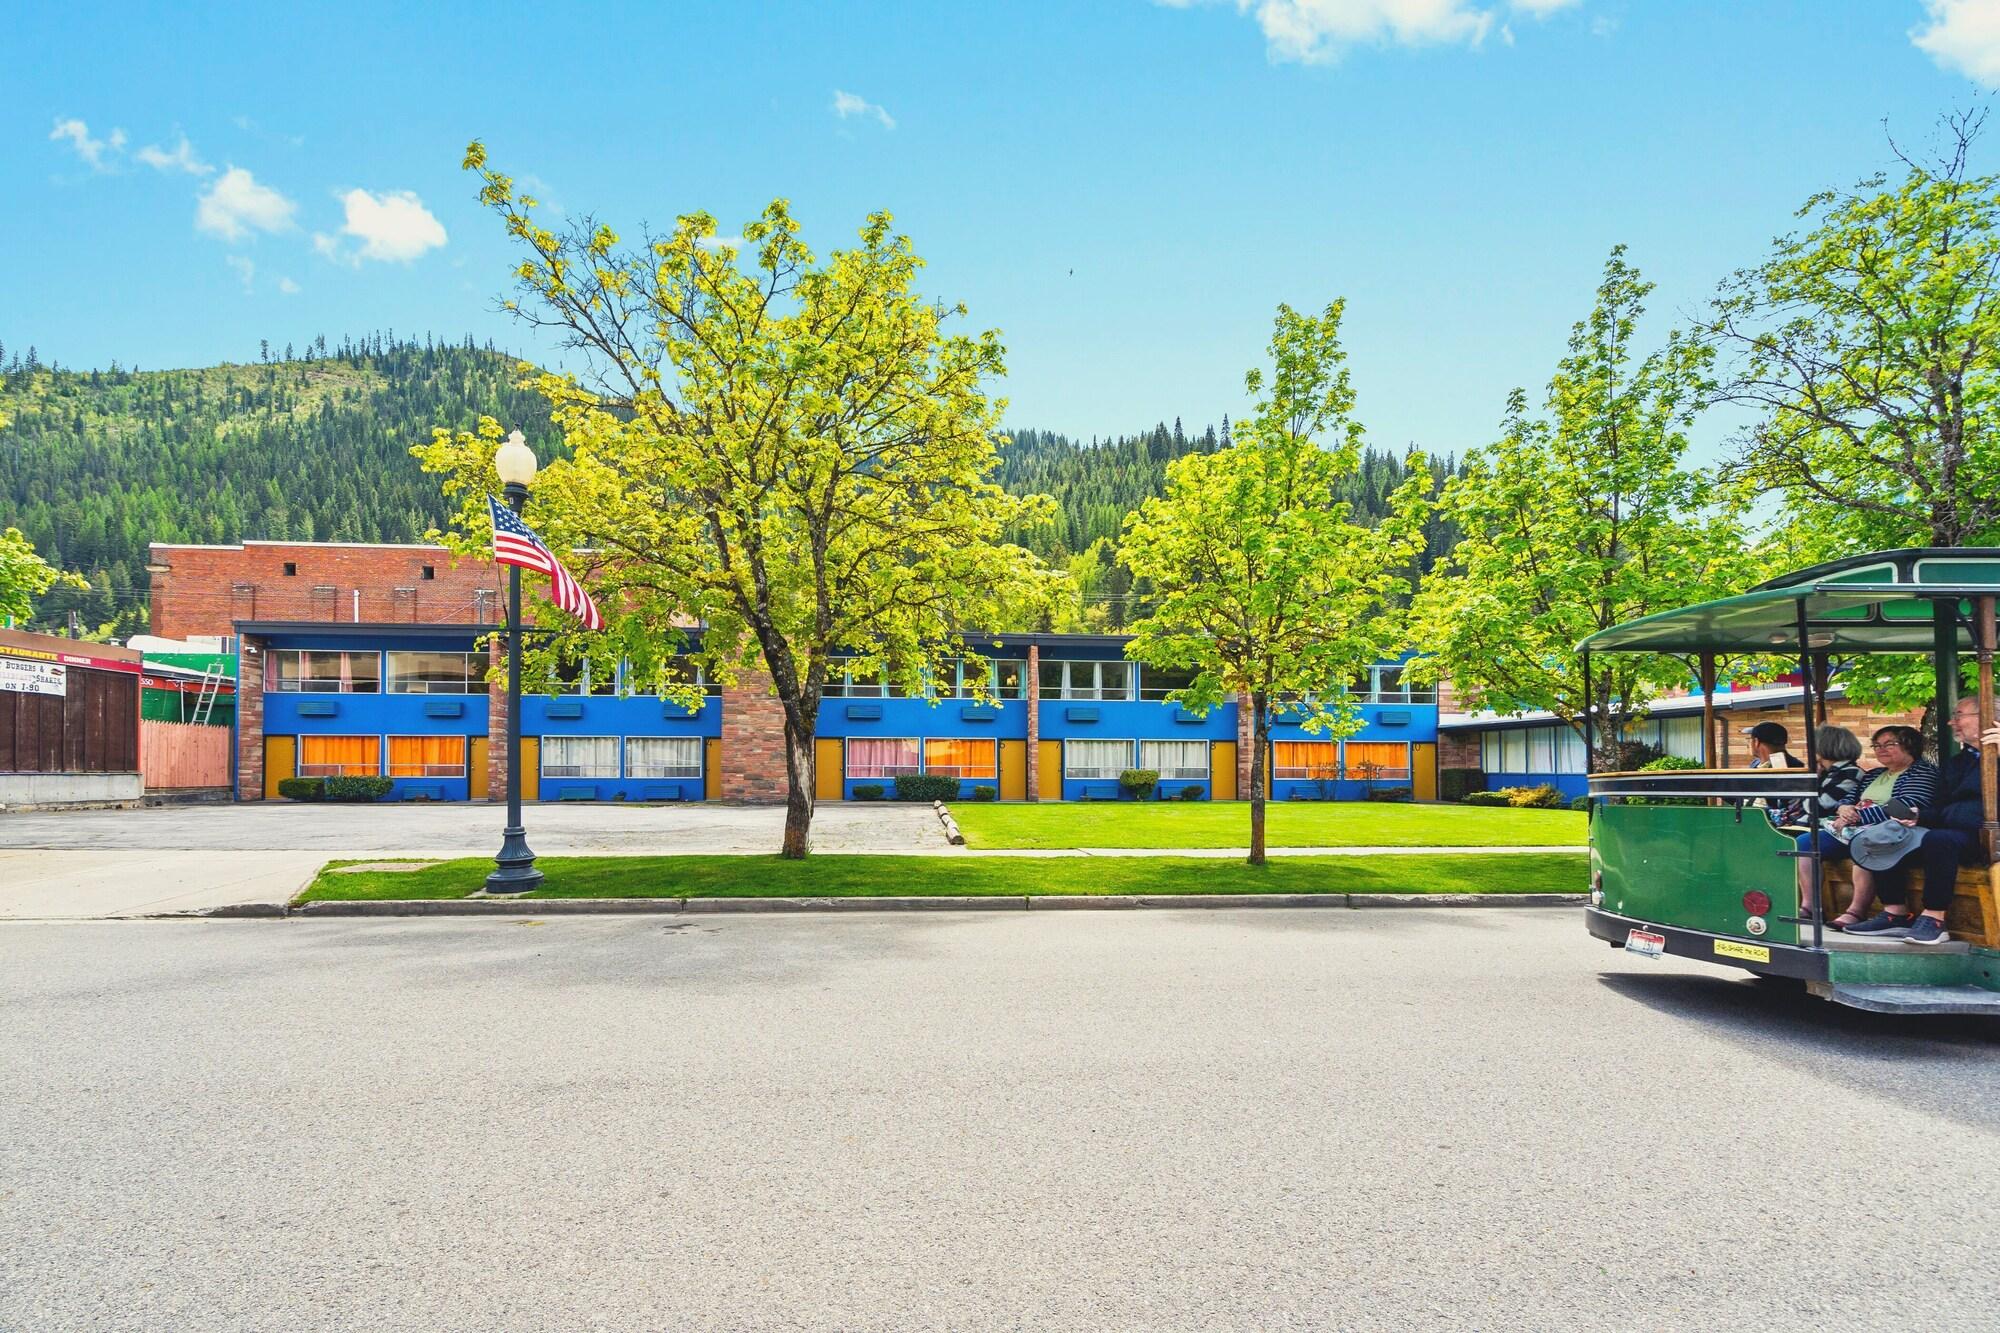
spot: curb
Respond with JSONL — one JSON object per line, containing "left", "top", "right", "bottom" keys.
{"left": 275, "top": 892, "right": 1586, "bottom": 918}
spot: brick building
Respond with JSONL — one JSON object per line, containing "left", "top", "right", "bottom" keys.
{"left": 149, "top": 538, "right": 1438, "bottom": 805}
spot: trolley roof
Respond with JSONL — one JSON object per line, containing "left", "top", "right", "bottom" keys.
{"left": 1580, "top": 549, "right": 2000, "bottom": 654}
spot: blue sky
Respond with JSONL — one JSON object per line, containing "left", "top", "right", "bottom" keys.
{"left": 5, "top": 1, "right": 1997, "bottom": 455}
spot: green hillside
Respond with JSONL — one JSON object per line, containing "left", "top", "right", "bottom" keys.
{"left": 0, "top": 335, "right": 556, "bottom": 635}
{"left": 0, "top": 335, "right": 1456, "bottom": 637}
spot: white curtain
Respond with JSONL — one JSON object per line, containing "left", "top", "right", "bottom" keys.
{"left": 1140, "top": 740, "right": 1209, "bottom": 778}
{"left": 1064, "top": 740, "right": 1134, "bottom": 778}
{"left": 626, "top": 737, "right": 702, "bottom": 778}
{"left": 541, "top": 735, "right": 619, "bottom": 778}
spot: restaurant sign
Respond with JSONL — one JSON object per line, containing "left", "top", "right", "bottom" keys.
{"left": 0, "top": 658, "right": 67, "bottom": 696}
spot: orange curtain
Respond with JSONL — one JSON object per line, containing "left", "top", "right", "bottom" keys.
{"left": 300, "top": 735, "right": 379, "bottom": 775}
{"left": 925, "top": 738, "right": 996, "bottom": 777}
{"left": 1343, "top": 742, "right": 1410, "bottom": 778}
{"left": 1272, "top": 741, "right": 1336, "bottom": 776}
{"left": 388, "top": 735, "right": 465, "bottom": 776}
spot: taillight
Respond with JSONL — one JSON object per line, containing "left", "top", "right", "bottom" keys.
{"left": 1743, "top": 890, "right": 1771, "bottom": 915}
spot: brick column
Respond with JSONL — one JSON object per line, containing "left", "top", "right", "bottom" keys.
{"left": 486, "top": 636, "right": 507, "bottom": 801}
{"left": 1025, "top": 643, "right": 1041, "bottom": 801}
{"left": 721, "top": 667, "right": 789, "bottom": 803}
{"left": 237, "top": 633, "right": 266, "bottom": 801}
{"left": 1236, "top": 692, "right": 1254, "bottom": 797}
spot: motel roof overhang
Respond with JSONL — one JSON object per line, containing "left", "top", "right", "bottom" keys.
{"left": 235, "top": 621, "right": 498, "bottom": 640}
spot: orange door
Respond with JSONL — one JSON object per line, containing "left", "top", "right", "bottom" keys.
{"left": 1412, "top": 743, "right": 1437, "bottom": 801}
{"left": 814, "top": 738, "right": 845, "bottom": 800}
{"left": 1036, "top": 740, "right": 1062, "bottom": 801}
{"left": 1211, "top": 741, "right": 1237, "bottom": 799}
{"left": 263, "top": 735, "right": 296, "bottom": 799}
{"left": 999, "top": 740, "right": 1027, "bottom": 800}
{"left": 469, "top": 737, "right": 490, "bottom": 799}
{"left": 705, "top": 738, "right": 722, "bottom": 800}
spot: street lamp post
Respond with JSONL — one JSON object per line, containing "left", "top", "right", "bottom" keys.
{"left": 486, "top": 431, "right": 544, "bottom": 894}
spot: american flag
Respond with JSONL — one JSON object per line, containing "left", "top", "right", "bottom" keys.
{"left": 487, "top": 495, "right": 604, "bottom": 630}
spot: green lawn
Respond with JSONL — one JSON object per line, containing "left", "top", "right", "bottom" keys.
{"left": 297, "top": 852, "right": 1586, "bottom": 903}
{"left": 947, "top": 802, "right": 1585, "bottom": 850}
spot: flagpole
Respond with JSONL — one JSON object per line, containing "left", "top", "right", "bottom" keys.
{"left": 487, "top": 433, "right": 543, "bottom": 894}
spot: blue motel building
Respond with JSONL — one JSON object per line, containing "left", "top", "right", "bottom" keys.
{"left": 237, "top": 620, "right": 1439, "bottom": 803}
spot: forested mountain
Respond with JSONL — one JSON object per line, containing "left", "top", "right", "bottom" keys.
{"left": 0, "top": 335, "right": 555, "bottom": 636}
{"left": 997, "top": 421, "right": 1462, "bottom": 629}
{"left": 0, "top": 335, "right": 1461, "bottom": 637}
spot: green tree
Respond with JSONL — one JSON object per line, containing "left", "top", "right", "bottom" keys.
{"left": 1407, "top": 249, "right": 1756, "bottom": 766}
{"left": 419, "top": 143, "right": 1053, "bottom": 857}
{"left": 1713, "top": 109, "right": 2000, "bottom": 551}
{"left": 1119, "top": 301, "right": 1429, "bottom": 864}
{"left": 0, "top": 525, "right": 82, "bottom": 626}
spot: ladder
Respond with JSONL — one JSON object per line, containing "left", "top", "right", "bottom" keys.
{"left": 189, "top": 662, "right": 227, "bottom": 726}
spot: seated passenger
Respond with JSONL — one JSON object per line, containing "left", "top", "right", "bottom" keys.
{"left": 1845, "top": 699, "right": 1997, "bottom": 945}
{"left": 1744, "top": 721, "right": 1804, "bottom": 772}
{"left": 1791, "top": 725, "right": 1866, "bottom": 912}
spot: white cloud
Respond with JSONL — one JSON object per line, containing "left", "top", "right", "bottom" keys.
{"left": 327, "top": 188, "right": 448, "bottom": 263}
{"left": 1913, "top": 0, "right": 2000, "bottom": 85}
{"left": 136, "top": 134, "right": 212, "bottom": 176}
{"left": 832, "top": 89, "right": 896, "bottom": 129}
{"left": 225, "top": 255, "right": 255, "bottom": 293}
{"left": 1159, "top": 0, "right": 1581, "bottom": 62}
{"left": 278, "top": 276, "right": 300, "bottom": 295}
{"left": 196, "top": 167, "right": 297, "bottom": 241}
{"left": 696, "top": 235, "right": 746, "bottom": 250}
{"left": 49, "top": 118, "right": 125, "bottom": 169}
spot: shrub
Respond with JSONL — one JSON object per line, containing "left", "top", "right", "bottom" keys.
{"left": 1365, "top": 786, "right": 1414, "bottom": 802}
{"left": 852, "top": 784, "right": 885, "bottom": 801}
{"left": 1118, "top": 768, "right": 1160, "bottom": 799}
{"left": 324, "top": 775, "right": 394, "bottom": 802}
{"left": 1569, "top": 794, "right": 1593, "bottom": 811}
{"left": 1612, "top": 740, "right": 1665, "bottom": 771}
{"left": 894, "top": 773, "right": 960, "bottom": 803}
{"left": 1439, "top": 768, "right": 1483, "bottom": 802}
{"left": 1179, "top": 784, "right": 1204, "bottom": 801}
{"left": 1462, "top": 791, "right": 1510, "bottom": 806}
{"left": 970, "top": 785, "right": 997, "bottom": 801}
{"left": 1630, "top": 754, "right": 1705, "bottom": 806}
{"left": 1499, "top": 784, "right": 1566, "bottom": 809}
{"left": 276, "top": 777, "right": 327, "bottom": 802}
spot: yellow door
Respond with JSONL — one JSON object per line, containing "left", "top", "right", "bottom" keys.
{"left": 520, "top": 737, "right": 539, "bottom": 801}
{"left": 1411, "top": 743, "right": 1437, "bottom": 801}
{"left": 1036, "top": 740, "right": 1062, "bottom": 801}
{"left": 999, "top": 740, "right": 1027, "bottom": 800}
{"left": 469, "top": 737, "right": 489, "bottom": 800}
{"left": 1211, "top": 741, "right": 1237, "bottom": 799}
{"left": 263, "top": 735, "right": 296, "bottom": 799}
{"left": 705, "top": 738, "right": 722, "bottom": 800}
{"left": 815, "top": 738, "right": 845, "bottom": 800}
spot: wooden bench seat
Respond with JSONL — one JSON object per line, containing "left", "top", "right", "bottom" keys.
{"left": 1819, "top": 862, "right": 2000, "bottom": 949}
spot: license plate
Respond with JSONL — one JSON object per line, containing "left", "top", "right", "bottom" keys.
{"left": 1624, "top": 928, "right": 1666, "bottom": 959}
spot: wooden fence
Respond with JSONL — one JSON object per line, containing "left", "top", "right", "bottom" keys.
{"left": 141, "top": 720, "right": 231, "bottom": 790}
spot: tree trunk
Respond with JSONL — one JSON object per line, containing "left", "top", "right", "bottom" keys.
{"left": 1248, "top": 690, "right": 1269, "bottom": 867}
{"left": 779, "top": 705, "right": 816, "bottom": 859}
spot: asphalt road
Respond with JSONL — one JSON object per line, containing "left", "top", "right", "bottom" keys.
{"left": 3, "top": 909, "right": 1996, "bottom": 1331}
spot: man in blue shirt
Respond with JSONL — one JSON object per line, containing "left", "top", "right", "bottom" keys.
{"left": 1848, "top": 697, "right": 2000, "bottom": 945}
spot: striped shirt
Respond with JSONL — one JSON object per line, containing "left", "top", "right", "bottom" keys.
{"left": 1852, "top": 758, "right": 1938, "bottom": 825}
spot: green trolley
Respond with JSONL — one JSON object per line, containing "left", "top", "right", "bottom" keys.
{"left": 1580, "top": 549, "right": 2000, "bottom": 1015}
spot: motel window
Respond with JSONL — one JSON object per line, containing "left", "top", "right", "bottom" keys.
{"left": 421, "top": 566, "right": 436, "bottom": 580}
{"left": 1140, "top": 740, "right": 1209, "bottom": 780}
{"left": 386, "top": 735, "right": 467, "bottom": 778}
{"left": 282, "top": 562, "right": 298, "bottom": 577}
{"left": 1040, "top": 660, "right": 1134, "bottom": 701}
{"left": 385, "top": 651, "right": 481, "bottom": 694}
{"left": 1501, "top": 730, "right": 1528, "bottom": 773}
{"left": 297, "top": 735, "right": 380, "bottom": 777}
{"left": 953, "top": 659, "right": 1026, "bottom": 700}
{"left": 540, "top": 735, "right": 619, "bottom": 779}
{"left": 1139, "top": 663, "right": 1200, "bottom": 700}
{"left": 1272, "top": 741, "right": 1338, "bottom": 780}
{"left": 268, "top": 650, "right": 380, "bottom": 694}
{"left": 847, "top": 737, "right": 921, "bottom": 779}
{"left": 1064, "top": 739, "right": 1135, "bottom": 780}
{"left": 626, "top": 736, "right": 704, "bottom": 779}
{"left": 1528, "top": 727, "right": 1556, "bottom": 774}
{"left": 924, "top": 738, "right": 997, "bottom": 780}
{"left": 1661, "top": 716, "right": 1704, "bottom": 762}
{"left": 540, "top": 651, "right": 617, "bottom": 696}
{"left": 1479, "top": 726, "right": 1586, "bottom": 775}
{"left": 1344, "top": 741, "right": 1411, "bottom": 781}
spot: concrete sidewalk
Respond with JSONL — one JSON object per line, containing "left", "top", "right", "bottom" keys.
{"left": 0, "top": 850, "right": 324, "bottom": 920}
